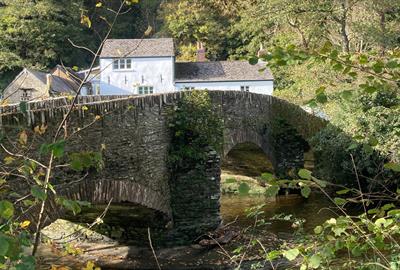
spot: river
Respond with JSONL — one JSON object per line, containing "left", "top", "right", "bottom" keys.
{"left": 38, "top": 143, "right": 340, "bottom": 269}
{"left": 38, "top": 191, "right": 338, "bottom": 270}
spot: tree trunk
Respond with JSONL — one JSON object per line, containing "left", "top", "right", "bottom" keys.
{"left": 339, "top": 0, "right": 350, "bottom": 53}
{"left": 379, "top": 11, "right": 386, "bottom": 56}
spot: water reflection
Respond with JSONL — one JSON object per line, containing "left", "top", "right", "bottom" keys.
{"left": 221, "top": 192, "right": 338, "bottom": 239}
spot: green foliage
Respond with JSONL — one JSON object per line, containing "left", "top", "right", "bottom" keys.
{"left": 0, "top": 200, "right": 14, "bottom": 219}
{"left": 298, "top": 169, "right": 312, "bottom": 180}
{"left": 168, "top": 91, "right": 223, "bottom": 171}
{"left": 310, "top": 124, "right": 398, "bottom": 188}
{"left": 30, "top": 185, "right": 47, "bottom": 201}
{"left": 279, "top": 204, "right": 400, "bottom": 269}
{"left": 40, "top": 140, "right": 65, "bottom": 158}
{"left": 262, "top": 169, "right": 327, "bottom": 200}
{"left": 238, "top": 182, "right": 250, "bottom": 195}
{"left": 283, "top": 248, "right": 300, "bottom": 261}
{"left": 56, "top": 197, "right": 90, "bottom": 216}
{"left": 69, "top": 151, "right": 103, "bottom": 172}
{"left": 160, "top": 0, "right": 232, "bottom": 60}
{"left": 0, "top": 0, "right": 94, "bottom": 74}
{"left": 265, "top": 185, "right": 280, "bottom": 197}
{"left": 0, "top": 197, "right": 35, "bottom": 269}
{"left": 0, "top": 0, "right": 157, "bottom": 92}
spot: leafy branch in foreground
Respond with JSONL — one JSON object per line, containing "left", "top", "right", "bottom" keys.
{"left": 251, "top": 41, "right": 400, "bottom": 108}
{"left": 0, "top": 1, "right": 142, "bottom": 269}
{"left": 257, "top": 167, "right": 400, "bottom": 270}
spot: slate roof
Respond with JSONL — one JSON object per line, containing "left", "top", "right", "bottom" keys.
{"left": 175, "top": 61, "right": 274, "bottom": 82}
{"left": 101, "top": 38, "right": 175, "bottom": 58}
{"left": 52, "top": 65, "right": 84, "bottom": 84}
{"left": 15, "top": 68, "right": 79, "bottom": 93}
{"left": 26, "top": 69, "right": 48, "bottom": 85}
{"left": 50, "top": 76, "right": 79, "bottom": 94}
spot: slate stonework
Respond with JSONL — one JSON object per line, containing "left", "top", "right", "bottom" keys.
{"left": 0, "top": 91, "right": 327, "bottom": 244}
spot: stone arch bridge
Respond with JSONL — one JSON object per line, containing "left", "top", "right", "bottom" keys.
{"left": 0, "top": 91, "right": 326, "bottom": 243}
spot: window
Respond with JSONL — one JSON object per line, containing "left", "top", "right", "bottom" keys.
{"left": 183, "top": 86, "right": 195, "bottom": 91}
{"left": 20, "top": 89, "right": 31, "bottom": 101}
{"left": 138, "top": 86, "right": 154, "bottom": 95}
{"left": 85, "top": 86, "right": 93, "bottom": 95}
{"left": 95, "top": 85, "right": 100, "bottom": 95}
{"left": 113, "top": 59, "right": 132, "bottom": 70}
{"left": 240, "top": 86, "right": 250, "bottom": 92}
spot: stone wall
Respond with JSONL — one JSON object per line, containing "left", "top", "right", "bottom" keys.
{"left": 166, "top": 149, "right": 221, "bottom": 245}
{"left": 0, "top": 91, "right": 327, "bottom": 243}
{"left": 208, "top": 91, "right": 327, "bottom": 176}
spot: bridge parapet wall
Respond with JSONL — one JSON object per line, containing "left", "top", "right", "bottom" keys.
{"left": 0, "top": 91, "right": 327, "bottom": 243}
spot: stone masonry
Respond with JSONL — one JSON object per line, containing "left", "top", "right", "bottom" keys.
{"left": 0, "top": 91, "right": 327, "bottom": 243}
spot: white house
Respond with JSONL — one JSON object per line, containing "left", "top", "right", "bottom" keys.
{"left": 174, "top": 61, "right": 274, "bottom": 95}
{"left": 90, "top": 38, "right": 273, "bottom": 96}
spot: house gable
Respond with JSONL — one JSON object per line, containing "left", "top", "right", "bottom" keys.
{"left": 2, "top": 69, "right": 49, "bottom": 104}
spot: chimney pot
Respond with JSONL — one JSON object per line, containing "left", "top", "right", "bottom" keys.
{"left": 46, "top": 74, "right": 52, "bottom": 92}
{"left": 257, "top": 43, "right": 267, "bottom": 58}
{"left": 196, "top": 42, "right": 207, "bottom": 62}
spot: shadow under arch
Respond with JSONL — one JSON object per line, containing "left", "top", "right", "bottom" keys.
{"left": 20, "top": 180, "right": 172, "bottom": 235}
{"left": 223, "top": 119, "right": 313, "bottom": 178}
{"left": 223, "top": 128, "right": 275, "bottom": 167}
{"left": 222, "top": 141, "right": 274, "bottom": 177}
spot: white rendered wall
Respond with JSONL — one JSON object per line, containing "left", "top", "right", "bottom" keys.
{"left": 175, "top": 80, "right": 274, "bottom": 95}
{"left": 99, "top": 57, "right": 175, "bottom": 95}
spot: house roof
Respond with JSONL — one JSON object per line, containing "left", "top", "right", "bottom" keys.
{"left": 3, "top": 69, "right": 47, "bottom": 94}
{"left": 52, "top": 65, "right": 84, "bottom": 83}
{"left": 174, "top": 61, "right": 274, "bottom": 83}
{"left": 101, "top": 38, "right": 175, "bottom": 58}
{"left": 4, "top": 67, "right": 79, "bottom": 96}
{"left": 26, "top": 69, "right": 48, "bottom": 84}
{"left": 49, "top": 75, "right": 78, "bottom": 94}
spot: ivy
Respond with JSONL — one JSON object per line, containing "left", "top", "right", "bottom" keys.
{"left": 168, "top": 91, "right": 223, "bottom": 172}
{"left": 69, "top": 151, "right": 103, "bottom": 172}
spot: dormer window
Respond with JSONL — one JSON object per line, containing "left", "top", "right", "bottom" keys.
{"left": 113, "top": 59, "right": 132, "bottom": 70}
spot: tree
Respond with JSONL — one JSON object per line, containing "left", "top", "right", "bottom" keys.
{"left": 0, "top": 0, "right": 95, "bottom": 70}
{"left": 159, "top": 0, "right": 232, "bottom": 60}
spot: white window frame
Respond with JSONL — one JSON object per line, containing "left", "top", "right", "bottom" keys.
{"left": 113, "top": 59, "right": 132, "bottom": 70}
{"left": 240, "top": 85, "right": 250, "bottom": 92}
{"left": 20, "top": 89, "right": 31, "bottom": 101}
{"left": 138, "top": 86, "right": 154, "bottom": 95}
{"left": 95, "top": 84, "right": 100, "bottom": 95}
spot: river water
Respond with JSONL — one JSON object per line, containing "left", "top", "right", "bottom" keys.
{"left": 39, "top": 142, "right": 341, "bottom": 269}
{"left": 221, "top": 192, "right": 337, "bottom": 239}
{"left": 39, "top": 192, "right": 338, "bottom": 270}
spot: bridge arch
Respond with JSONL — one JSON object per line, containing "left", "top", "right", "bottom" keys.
{"left": 57, "top": 180, "right": 171, "bottom": 217}
{"left": 0, "top": 90, "right": 327, "bottom": 244}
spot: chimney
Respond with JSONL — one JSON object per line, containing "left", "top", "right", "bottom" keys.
{"left": 46, "top": 74, "right": 52, "bottom": 92}
{"left": 196, "top": 42, "right": 206, "bottom": 62}
{"left": 257, "top": 43, "right": 267, "bottom": 59}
